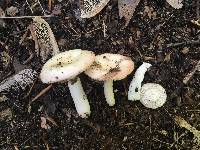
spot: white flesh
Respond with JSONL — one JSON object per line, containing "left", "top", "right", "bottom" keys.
{"left": 104, "top": 80, "right": 115, "bottom": 106}
{"left": 128, "top": 62, "right": 152, "bottom": 101}
{"left": 68, "top": 77, "right": 91, "bottom": 118}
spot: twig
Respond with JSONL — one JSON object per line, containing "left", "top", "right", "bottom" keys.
{"left": 166, "top": 40, "right": 200, "bottom": 48}
{"left": 0, "top": 15, "right": 53, "bottom": 19}
{"left": 36, "top": 0, "right": 46, "bottom": 15}
{"left": 25, "top": 0, "right": 34, "bottom": 14}
{"left": 28, "top": 84, "right": 52, "bottom": 113}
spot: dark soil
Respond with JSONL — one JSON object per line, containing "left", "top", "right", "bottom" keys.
{"left": 0, "top": 0, "right": 200, "bottom": 149}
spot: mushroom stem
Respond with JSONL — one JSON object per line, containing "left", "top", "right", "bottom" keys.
{"left": 104, "top": 80, "right": 115, "bottom": 106}
{"left": 68, "top": 77, "right": 90, "bottom": 118}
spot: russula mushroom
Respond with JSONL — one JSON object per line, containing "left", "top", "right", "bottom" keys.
{"left": 85, "top": 53, "right": 134, "bottom": 106}
{"left": 140, "top": 83, "right": 167, "bottom": 109}
{"left": 128, "top": 62, "right": 152, "bottom": 101}
{"left": 40, "top": 49, "right": 95, "bottom": 118}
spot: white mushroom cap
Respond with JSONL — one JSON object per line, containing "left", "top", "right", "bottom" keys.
{"left": 85, "top": 53, "right": 134, "bottom": 81}
{"left": 40, "top": 49, "right": 95, "bottom": 83}
{"left": 140, "top": 83, "right": 167, "bottom": 109}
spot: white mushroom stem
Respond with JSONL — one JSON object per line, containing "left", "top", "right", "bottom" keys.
{"left": 128, "top": 62, "right": 152, "bottom": 101}
{"left": 104, "top": 80, "right": 115, "bottom": 106}
{"left": 68, "top": 77, "right": 91, "bottom": 118}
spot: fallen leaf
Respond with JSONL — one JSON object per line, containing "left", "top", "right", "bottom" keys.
{"left": 166, "top": 0, "right": 183, "bottom": 9}
{"left": 32, "top": 17, "right": 60, "bottom": 62}
{"left": 80, "top": 0, "right": 110, "bottom": 18}
{"left": 0, "top": 108, "right": 12, "bottom": 121}
{"left": 118, "top": 0, "right": 141, "bottom": 26}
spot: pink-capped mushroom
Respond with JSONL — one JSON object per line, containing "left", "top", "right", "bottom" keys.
{"left": 85, "top": 53, "right": 134, "bottom": 106}
{"left": 40, "top": 49, "right": 95, "bottom": 118}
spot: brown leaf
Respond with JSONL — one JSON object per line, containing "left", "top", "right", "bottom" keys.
{"left": 118, "top": 0, "right": 141, "bottom": 26}
{"left": 32, "top": 17, "right": 60, "bottom": 62}
{"left": 80, "top": 0, "right": 110, "bottom": 18}
{"left": 166, "top": 0, "right": 183, "bottom": 9}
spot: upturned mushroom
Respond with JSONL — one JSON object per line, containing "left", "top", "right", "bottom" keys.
{"left": 85, "top": 53, "right": 134, "bottom": 106}
{"left": 140, "top": 83, "right": 167, "bottom": 109}
{"left": 128, "top": 62, "right": 152, "bottom": 101}
{"left": 40, "top": 49, "right": 95, "bottom": 118}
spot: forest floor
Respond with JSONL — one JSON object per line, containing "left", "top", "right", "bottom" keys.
{"left": 0, "top": 0, "right": 200, "bottom": 149}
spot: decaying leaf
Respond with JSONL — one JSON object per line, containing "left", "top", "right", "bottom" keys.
{"left": 0, "top": 69, "right": 38, "bottom": 101}
{"left": 80, "top": 0, "right": 110, "bottom": 18}
{"left": 32, "top": 17, "right": 60, "bottom": 62}
{"left": 118, "top": 0, "right": 141, "bottom": 26}
{"left": 183, "top": 61, "right": 200, "bottom": 84}
{"left": 0, "top": 42, "right": 12, "bottom": 80}
{"left": 0, "top": 108, "right": 12, "bottom": 121}
{"left": 175, "top": 116, "right": 200, "bottom": 140}
{"left": 166, "top": 0, "right": 183, "bottom": 9}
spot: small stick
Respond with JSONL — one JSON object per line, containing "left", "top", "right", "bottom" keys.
{"left": 166, "top": 40, "right": 200, "bottom": 48}
{"left": 183, "top": 60, "right": 200, "bottom": 84}
{"left": 0, "top": 15, "right": 53, "bottom": 19}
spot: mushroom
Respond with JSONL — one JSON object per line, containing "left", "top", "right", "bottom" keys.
{"left": 40, "top": 49, "right": 95, "bottom": 118}
{"left": 128, "top": 62, "right": 152, "bottom": 101}
{"left": 140, "top": 83, "right": 167, "bottom": 109}
{"left": 85, "top": 53, "right": 134, "bottom": 106}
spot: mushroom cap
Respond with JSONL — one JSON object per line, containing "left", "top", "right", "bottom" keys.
{"left": 85, "top": 53, "right": 134, "bottom": 81}
{"left": 40, "top": 49, "right": 95, "bottom": 83}
{"left": 140, "top": 83, "right": 167, "bottom": 109}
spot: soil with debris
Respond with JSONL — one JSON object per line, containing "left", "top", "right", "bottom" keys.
{"left": 0, "top": 0, "right": 200, "bottom": 149}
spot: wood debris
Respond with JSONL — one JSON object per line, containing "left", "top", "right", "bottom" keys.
{"left": 183, "top": 61, "right": 200, "bottom": 84}
{"left": 166, "top": 0, "right": 183, "bottom": 9}
{"left": 175, "top": 116, "right": 200, "bottom": 141}
{"left": 0, "top": 108, "right": 12, "bottom": 121}
{"left": 118, "top": 0, "right": 141, "bottom": 26}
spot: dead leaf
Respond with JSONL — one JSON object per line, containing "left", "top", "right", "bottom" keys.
{"left": 183, "top": 61, "right": 200, "bottom": 84}
{"left": 166, "top": 0, "right": 183, "bottom": 9}
{"left": 32, "top": 17, "right": 60, "bottom": 62}
{"left": 118, "top": 0, "right": 141, "bottom": 26}
{"left": 80, "top": 0, "right": 110, "bottom": 18}
{"left": 41, "top": 116, "right": 48, "bottom": 129}
{"left": 0, "top": 7, "right": 5, "bottom": 17}
{"left": 144, "top": 6, "right": 156, "bottom": 19}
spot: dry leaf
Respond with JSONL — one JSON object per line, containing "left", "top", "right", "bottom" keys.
{"left": 80, "top": 0, "right": 110, "bottom": 18}
{"left": 175, "top": 116, "right": 200, "bottom": 139}
{"left": 32, "top": 17, "right": 60, "bottom": 62}
{"left": 0, "top": 69, "right": 37, "bottom": 100}
{"left": 166, "top": 0, "right": 183, "bottom": 9}
{"left": 118, "top": 0, "right": 141, "bottom": 26}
